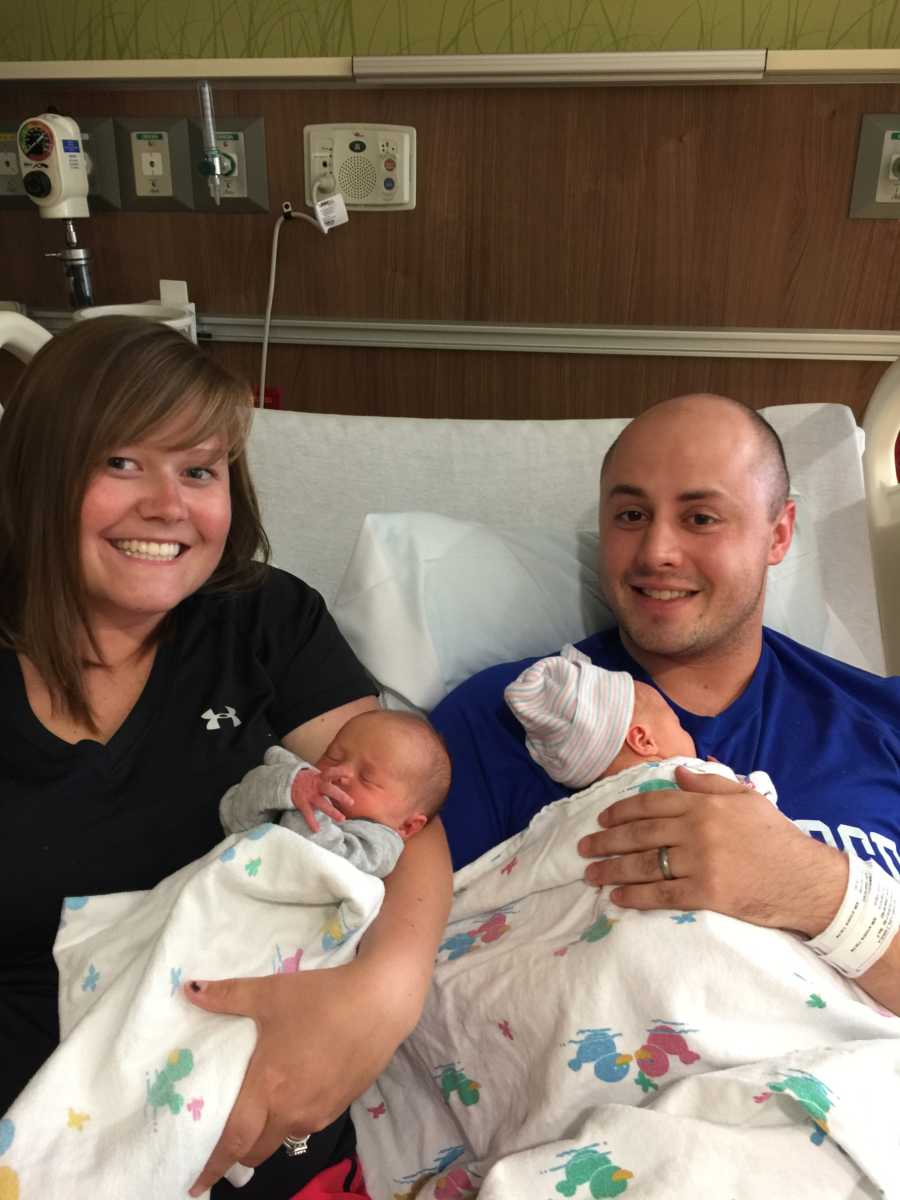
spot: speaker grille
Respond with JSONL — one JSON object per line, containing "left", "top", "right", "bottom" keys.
{"left": 338, "top": 155, "right": 378, "bottom": 201}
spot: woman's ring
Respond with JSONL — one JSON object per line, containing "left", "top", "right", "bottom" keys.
{"left": 658, "top": 846, "right": 675, "bottom": 881}
{"left": 283, "top": 1134, "right": 310, "bottom": 1157}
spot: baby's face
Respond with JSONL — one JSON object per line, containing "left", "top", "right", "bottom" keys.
{"left": 315, "top": 715, "right": 419, "bottom": 830}
{"left": 632, "top": 682, "right": 696, "bottom": 759}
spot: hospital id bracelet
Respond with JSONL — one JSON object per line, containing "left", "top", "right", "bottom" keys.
{"left": 806, "top": 853, "right": 900, "bottom": 978}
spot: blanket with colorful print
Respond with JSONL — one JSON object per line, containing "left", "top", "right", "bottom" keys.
{"left": 352, "top": 761, "right": 900, "bottom": 1200}
{"left": 1, "top": 823, "right": 384, "bottom": 1198}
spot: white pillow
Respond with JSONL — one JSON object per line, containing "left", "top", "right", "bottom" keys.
{"left": 332, "top": 513, "right": 612, "bottom": 711}
{"left": 331, "top": 503, "right": 884, "bottom": 713}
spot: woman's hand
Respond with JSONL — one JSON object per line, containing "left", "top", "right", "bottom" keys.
{"left": 184, "top": 957, "right": 413, "bottom": 1196}
{"left": 185, "top": 819, "right": 452, "bottom": 1195}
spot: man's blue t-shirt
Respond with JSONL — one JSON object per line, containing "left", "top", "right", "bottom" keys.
{"left": 431, "top": 627, "right": 900, "bottom": 877}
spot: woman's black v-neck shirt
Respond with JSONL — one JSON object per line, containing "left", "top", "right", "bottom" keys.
{"left": 0, "top": 566, "right": 375, "bottom": 1123}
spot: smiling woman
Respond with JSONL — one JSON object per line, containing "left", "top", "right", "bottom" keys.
{"left": 0, "top": 316, "right": 267, "bottom": 735}
{"left": 80, "top": 429, "right": 233, "bottom": 637}
{"left": 0, "top": 316, "right": 452, "bottom": 1200}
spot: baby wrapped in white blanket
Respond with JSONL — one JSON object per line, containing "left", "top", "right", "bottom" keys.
{"left": 1, "top": 710, "right": 453, "bottom": 1199}
{"left": 2, "top": 822, "right": 385, "bottom": 1198}
{"left": 352, "top": 650, "right": 900, "bottom": 1200}
{"left": 354, "top": 772, "right": 900, "bottom": 1199}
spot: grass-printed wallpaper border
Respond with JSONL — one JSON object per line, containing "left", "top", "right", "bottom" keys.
{"left": 6, "top": 0, "right": 900, "bottom": 61}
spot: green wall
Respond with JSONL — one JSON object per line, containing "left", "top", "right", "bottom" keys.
{"left": 6, "top": 0, "right": 900, "bottom": 60}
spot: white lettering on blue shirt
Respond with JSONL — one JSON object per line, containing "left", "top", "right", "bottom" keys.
{"left": 795, "top": 818, "right": 900, "bottom": 879}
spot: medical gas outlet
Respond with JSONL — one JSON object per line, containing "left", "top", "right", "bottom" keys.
{"left": 851, "top": 114, "right": 900, "bottom": 218}
{"left": 303, "top": 125, "right": 416, "bottom": 211}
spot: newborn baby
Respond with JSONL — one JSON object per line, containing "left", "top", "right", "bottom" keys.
{"left": 3, "top": 712, "right": 452, "bottom": 1199}
{"left": 350, "top": 650, "right": 897, "bottom": 1200}
{"left": 504, "top": 642, "right": 776, "bottom": 809}
{"left": 221, "top": 709, "right": 451, "bottom": 877}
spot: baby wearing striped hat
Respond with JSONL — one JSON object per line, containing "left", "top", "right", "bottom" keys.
{"left": 503, "top": 643, "right": 697, "bottom": 789}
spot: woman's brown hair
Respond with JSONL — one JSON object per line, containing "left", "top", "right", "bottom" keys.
{"left": 0, "top": 315, "right": 270, "bottom": 728}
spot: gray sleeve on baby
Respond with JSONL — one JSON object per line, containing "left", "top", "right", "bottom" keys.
{"left": 219, "top": 744, "right": 309, "bottom": 834}
{"left": 280, "top": 814, "right": 404, "bottom": 877}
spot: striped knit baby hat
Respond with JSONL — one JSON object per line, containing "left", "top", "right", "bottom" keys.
{"left": 504, "top": 643, "right": 635, "bottom": 788}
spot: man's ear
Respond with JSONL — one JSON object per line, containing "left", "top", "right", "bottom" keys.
{"left": 624, "top": 723, "right": 659, "bottom": 759}
{"left": 398, "top": 812, "right": 428, "bottom": 841}
{"left": 768, "top": 499, "right": 796, "bottom": 566}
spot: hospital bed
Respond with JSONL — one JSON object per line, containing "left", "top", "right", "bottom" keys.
{"left": 3, "top": 313, "right": 900, "bottom": 1199}
{"left": 237, "top": 385, "right": 900, "bottom": 1199}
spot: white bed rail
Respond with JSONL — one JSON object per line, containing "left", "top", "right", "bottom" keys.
{"left": 863, "top": 360, "right": 900, "bottom": 676}
{"left": 0, "top": 313, "right": 52, "bottom": 364}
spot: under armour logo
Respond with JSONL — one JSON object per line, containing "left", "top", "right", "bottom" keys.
{"left": 201, "top": 706, "right": 242, "bottom": 731}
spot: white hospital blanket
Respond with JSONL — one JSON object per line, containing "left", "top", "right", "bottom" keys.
{"left": 353, "top": 763, "right": 900, "bottom": 1200}
{"left": 1, "top": 823, "right": 385, "bottom": 1199}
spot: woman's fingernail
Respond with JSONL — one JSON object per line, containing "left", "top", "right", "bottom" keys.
{"left": 188, "top": 980, "right": 207, "bottom": 994}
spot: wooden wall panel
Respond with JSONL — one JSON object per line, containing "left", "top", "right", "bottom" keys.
{"left": 3, "top": 81, "right": 900, "bottom": 332}
{"left": 3, "top": 343, "right": 886, "bottom": 422}
{"left": 206, "top": 342, "right": 890, "bottom": 420}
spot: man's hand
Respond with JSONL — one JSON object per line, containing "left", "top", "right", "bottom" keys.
{"left": 290, "top": 768, "right": 353, "bottom": 833}
{"left": 578, "top": 766, "right": 848, "bottom": 935}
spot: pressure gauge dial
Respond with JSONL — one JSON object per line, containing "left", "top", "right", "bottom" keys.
{"left": 19, "top": 121, "right": 53, "bottom": 162}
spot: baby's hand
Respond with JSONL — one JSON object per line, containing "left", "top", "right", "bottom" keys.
{"left": 290, "top": 769, "right": 353, "bottom": 833}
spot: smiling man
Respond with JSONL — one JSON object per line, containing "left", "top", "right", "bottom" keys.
{"left": 432, "top": 393, "right": 900, "bottom": 1013}
{"left": 596, "top": 395, "right": 793, "bottom": 714}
